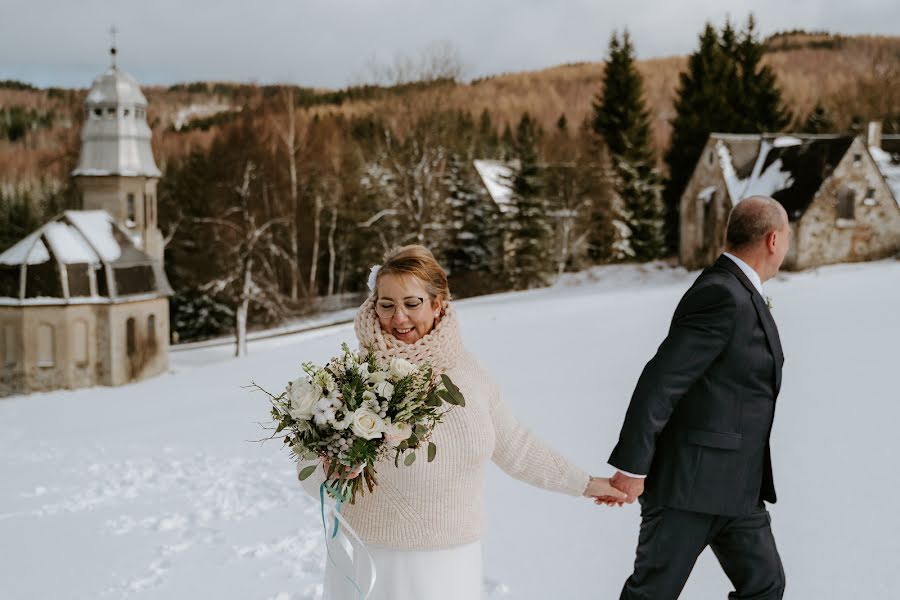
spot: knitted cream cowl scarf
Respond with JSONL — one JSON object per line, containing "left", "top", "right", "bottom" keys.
{"left": 353, "top": 297, "right": 463, "bottom": 375}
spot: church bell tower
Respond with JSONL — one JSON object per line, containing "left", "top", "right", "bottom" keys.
{"left": 72, "top": 32, "right": 164, "bottom": 263}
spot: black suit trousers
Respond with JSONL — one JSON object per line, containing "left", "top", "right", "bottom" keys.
{"left": 620, "top": 501, "right": 785, "bottom": 600}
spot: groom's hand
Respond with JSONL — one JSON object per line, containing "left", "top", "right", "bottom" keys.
{"left": 611, "top": 471, "right": 644, "bottom": 504}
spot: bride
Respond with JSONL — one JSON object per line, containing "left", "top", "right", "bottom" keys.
{"left": 298, "top": 245, "right": 624, "bottom": 600}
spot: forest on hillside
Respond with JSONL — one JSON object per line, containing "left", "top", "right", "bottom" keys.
{"left": 1, "top": 24, "right": 898, "bottom": 345}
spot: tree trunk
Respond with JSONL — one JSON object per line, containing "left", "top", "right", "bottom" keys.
{"left": 235, "top": 255, "right": 253, "bottom": 357}
{"left": 326, "top": 205, "right": 338, "bottom": 296}
{"left": 309, "top": 194, "right": 322, "bottom": 295}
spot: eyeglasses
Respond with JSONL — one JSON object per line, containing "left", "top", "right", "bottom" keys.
{"left": 375, "top": 297, "right": 425, "bottom": 318}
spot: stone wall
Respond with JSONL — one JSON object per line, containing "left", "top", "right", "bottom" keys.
{"left": 790, "top": 138, "right": 900, "bottom": 269}
{"left": 679, "top": 138, "right": 733, "bottom": 269}
{"left": 0, "top": 296, "right": 169, "bottom": 397}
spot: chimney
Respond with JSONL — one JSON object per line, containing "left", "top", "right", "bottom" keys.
{"left": 867, "top": 121, "right": 883, "bottom": 149}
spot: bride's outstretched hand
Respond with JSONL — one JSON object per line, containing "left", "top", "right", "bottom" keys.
{"left": 584, "top": 476, "right": 628, "bottom": 507}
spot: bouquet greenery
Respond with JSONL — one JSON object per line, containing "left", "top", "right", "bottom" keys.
{"left": 256, "top": 343, "right": 465, "bottom": 503}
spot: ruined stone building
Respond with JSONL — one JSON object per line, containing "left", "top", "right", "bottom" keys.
{"left": 0, "top": 50, "right": 171, "bottom": 396}
{"left": 679, "top": 122, "right": 900, "bottom": 270}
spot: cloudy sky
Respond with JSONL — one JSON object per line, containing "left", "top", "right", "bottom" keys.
{"left": 2, "top": 0, "right": 898, "bottom": 89}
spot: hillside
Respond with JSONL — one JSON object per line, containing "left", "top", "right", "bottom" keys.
{"left": 1, "top": 32, "right": 898, "bottom": 188}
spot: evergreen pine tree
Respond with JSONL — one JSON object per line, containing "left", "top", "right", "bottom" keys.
{"left": 442, "top": 153, "right": 499, "bottom": 281}
{"left": 504, "top": 113, "right": 553, "bottom": 289}
{"left": 729, "top": 15, "right": 791, "bottom": 133}
{"left": 593, "top": 30, "right": 666, "bottom": 261}
{"left": 663, "top": 16, "right": 789, "bottom": 251}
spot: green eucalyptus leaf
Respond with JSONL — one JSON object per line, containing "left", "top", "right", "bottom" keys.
{"left": 427, "top": 442, "right": 437, "bottom": 462}
{"left": 298, "top": 465, "right": 317, "bottom": 481}
{"left": 403, "top": 452, "right": 416, "bottom": 466}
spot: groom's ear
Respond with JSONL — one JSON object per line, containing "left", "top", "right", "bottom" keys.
{"left": 765, "top": 230, "right": 778, "bottom": 254}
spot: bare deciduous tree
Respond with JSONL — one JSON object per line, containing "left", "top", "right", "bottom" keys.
{"left": 195, "top": 161, "right": 289, "bottom": 356}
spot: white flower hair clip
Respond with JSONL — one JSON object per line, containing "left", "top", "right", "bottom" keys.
{"left": 366, "top": 264, "right": 381, "bottom": 292}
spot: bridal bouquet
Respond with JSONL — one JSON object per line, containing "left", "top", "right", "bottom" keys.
{"left": 257, "top": 343, "right": 465, "bottom": 503}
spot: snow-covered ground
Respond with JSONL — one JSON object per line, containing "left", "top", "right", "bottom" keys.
{"left": 1, "top": 260, "right": 898, "bottom": 599}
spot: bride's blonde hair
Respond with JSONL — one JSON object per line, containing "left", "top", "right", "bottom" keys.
{"left": 375, "top": 245, "right": 451, "bottom": 303}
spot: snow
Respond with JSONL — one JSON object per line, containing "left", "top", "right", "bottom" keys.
{"left": 64, "top": 210, "right": 123, "bottom": 262}
{"left": 474, "top": 159, "right": 516, "bottom": 210}
{"left": 716, "top": 140, "right": 743, "bottom": 203}
{"left": 716, "top": 140, "right": 794, "bottom": 204}
{"left": 869, "top": 145, "right": 900, "bottom": 207}
{"left": 697, "top": 185, "right": 717, "bottom": 204}
{"left": 773, "top": 136, "right": 803, "bottom": 148}
{"left": 1, "top": 260, "right": 899, "bottom": 599}
{"left": 0, "top": 230, "right": 50, "bottom": 265}
{"left": 0, "top": 211, "right": 124, "bottom": 267}
{"left": 43, "top": 222, "right": 98, "bottom": 264}
{"left": 173, "top": 103, "right": 233, "bottom": 131}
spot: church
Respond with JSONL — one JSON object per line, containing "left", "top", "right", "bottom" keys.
{"left": 0, "top": 47, "right": 172, "bottom": 396}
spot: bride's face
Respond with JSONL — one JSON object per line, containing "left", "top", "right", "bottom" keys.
{"left": 375, "top": 273, "right": 443, "bottom": 344}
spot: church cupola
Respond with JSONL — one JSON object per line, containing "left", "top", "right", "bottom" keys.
{"left": 72, "top": 36, "right": 163, "bottom": 263}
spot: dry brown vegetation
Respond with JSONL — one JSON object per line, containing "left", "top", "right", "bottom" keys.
{"left": 2, "top": 33, "right": 898, "bottom": 188}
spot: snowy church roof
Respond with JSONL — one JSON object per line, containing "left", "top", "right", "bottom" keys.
{"left": 712, "top": 134, "right": 855, "bottom": 220}
{"left": 0, "top": 210, "right": 172, "bottom": 305}
{"left": 72, "top": 64, "right": 161, "bottom": 178}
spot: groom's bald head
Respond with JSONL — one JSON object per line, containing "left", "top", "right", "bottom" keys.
{"left": 725, "top": 196, "right": 788, "bottom": 252}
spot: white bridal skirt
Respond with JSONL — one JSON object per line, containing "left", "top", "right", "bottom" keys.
{"left": 323, "top": 533, "right": 483, "bottom": 600}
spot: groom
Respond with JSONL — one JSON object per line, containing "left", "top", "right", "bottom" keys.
{"left": 606, "top": 196, "right": 789, "bottom": 599}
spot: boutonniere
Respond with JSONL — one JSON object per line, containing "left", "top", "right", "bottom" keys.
{"left": 766, "top": 296, "right": 774, "bottom": 311}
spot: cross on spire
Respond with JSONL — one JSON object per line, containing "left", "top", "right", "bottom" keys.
{"left": 109, "top": 25, "right": 119, "bottom": 67}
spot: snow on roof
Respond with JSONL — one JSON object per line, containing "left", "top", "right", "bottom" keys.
{"left": 697, "top": 185, "right": 717, "bottom": 204}
{"left": 869, "top": 145, "right": 900, "bottom": 207}
{"left": 0, "top": 231, "right": 50, "bottom": 265}
{"left": 0, "top": 210, "right": 128, "bottom": 267}
{"left": 473, "top": 159, "right": 516, "bottom": 209}
{"left": 43, "top": 222, "right": 98, "bottom": 264}
{"left": 716, "top": 140, "right": 795, "bottom": 204}
{"left": 64, "top": 210, "right": 123, "bottom": 262}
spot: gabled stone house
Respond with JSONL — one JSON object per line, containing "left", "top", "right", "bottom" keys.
{"left": 679, "top": 123, "right": 900, "bottom": 270}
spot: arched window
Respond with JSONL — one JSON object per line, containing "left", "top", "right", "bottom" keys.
{"left": 127, "top": 194, "right": 136, "bottom": 227}
{"left": 37, "top": 323, "right": 55, "bottom": 367}
{"left": 72, "top": 320, "right": 89, "bottom": 366}
{"left": 147, "top": 314, "right": 156, "bottom": 345}
{"left": 126, "top": 317, "right": 136, "bottom": 357}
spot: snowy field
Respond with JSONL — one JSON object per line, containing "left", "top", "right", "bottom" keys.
{"left": 1, "top": 260, "right": 898, "bottom": 599}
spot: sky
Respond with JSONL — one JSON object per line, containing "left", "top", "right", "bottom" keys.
{"left": 2, "top": 0, "right": 898, "bottom": 90}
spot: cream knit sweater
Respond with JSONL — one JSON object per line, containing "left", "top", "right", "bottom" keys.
{"left": 297, "top": 299, "right": 590, "bottom": 550}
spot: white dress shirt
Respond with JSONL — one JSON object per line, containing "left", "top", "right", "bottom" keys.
{"left": 611, "top": 253, "right": 765, "bottom": 479}
{"left": 723, "top": 252, "right": 764, "bottom": 296}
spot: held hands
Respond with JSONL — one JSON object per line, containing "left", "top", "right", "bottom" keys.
{"left": 600, "top": 471, "right": 645, "bottom": 506}
{"left": 584, "top": 476, "right": 628, "bottom": 507}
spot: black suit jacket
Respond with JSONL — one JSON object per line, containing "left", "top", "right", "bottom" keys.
{"left": 608, "top": 255, "right": 784, "bottom": 516}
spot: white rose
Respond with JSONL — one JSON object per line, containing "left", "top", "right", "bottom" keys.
{"left": 368, "top": 370, "right": 388, "bottom": 385}
{"left": 389, "top": 357, "right": 418, "bottom": 379}
{"left": 383, "top": 421, "right": 412, "bottom": 447}
{"left": 286, "top": 378, "right": 320, "bottom": 421}
{"left": 375, "top": 381, "right": 394, "bottom": 400}
{"left": 351, "top": 408, "right": 385, "bottom": 440}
